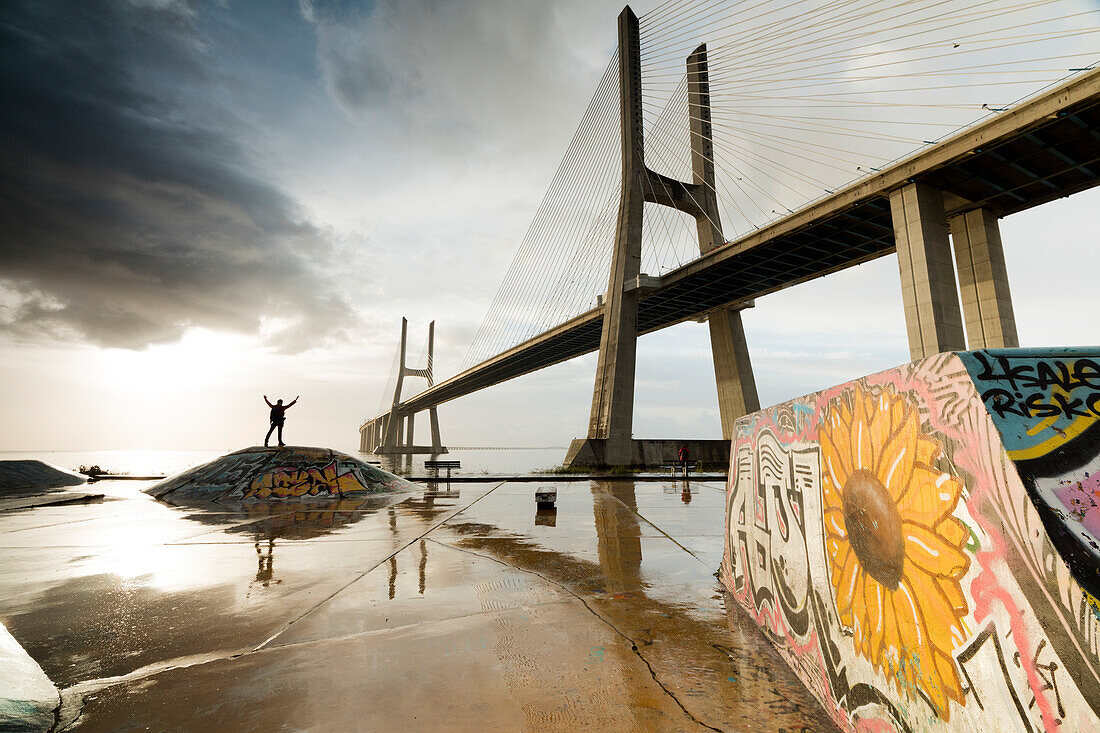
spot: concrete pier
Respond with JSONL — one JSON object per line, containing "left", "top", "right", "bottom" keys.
{"left": 950, "top": 208, "right": 1019, "bottom": 348}
{"left": 890, "top": 182, "right": 966, "bottom": 359}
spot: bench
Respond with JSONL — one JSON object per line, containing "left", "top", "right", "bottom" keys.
{"left": 535, "top": 487, "right": 557, "bottom": 509}
{"left": 661, "top": 459, "right": 697, "bottom": 476}
{"left": 424, "top": 460, "right": 461, "bottom": 478}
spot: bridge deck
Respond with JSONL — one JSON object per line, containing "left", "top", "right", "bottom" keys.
{"left": 381, "top": 68, "right": 1100, "bottom": 419}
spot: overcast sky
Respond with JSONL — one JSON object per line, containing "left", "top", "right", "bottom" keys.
{"left": 1, "top": 0, "right": 1098, "bottom": 453}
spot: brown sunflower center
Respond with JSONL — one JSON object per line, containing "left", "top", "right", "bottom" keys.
{"left": 841, "top": 469, "right": 905, "bottom": 589}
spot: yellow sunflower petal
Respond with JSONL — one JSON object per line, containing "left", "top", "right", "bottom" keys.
{"left": 936, "top": 515, "right": 969, "bottom": 548}
{"left": 850, "top": 391, "right": 875, "bottom": 472}
{"left": 904, "top": 523, "right": 971, "bottom": 578}
{"left": 889, "top": 389, "right": 908, "bottom": 432}
{"left": 915, "top": 431, "right": 940, "bottom": 467}
{"left": 826, "top": 534, "right": 848, "bottom": 564}
{"left": 881, "top": 594, "right": 901, "bottom": 675}
{"left": 937, "top": 574, "right": 968, "bottom": 614}
{"left": 865, "top": 576, "right": 887, "bottom": 660}
{"left": 917, "top": 656, "right": 952, "bottom": 720}
{"left": 838, "top": 395, "right": 854, "bottom": 432}
{"left": 897, "top": 466, "right": 962, "bottom": 527}
{"left": 878, "top": 406, "right": 919, "bottom": 502}
{"left": 821, "top": 410, "right": 853, "bottom": 489}
{"left": 907, "top": 565, "right": 967, "bottom": 654}
{"left": 824, "top": 507, "right": 847, "bottom": 540}
{"left": 834, "top": 552, "right": 860, "bottom": 624}
{"left": 850, "top": 571, "right": 868, "bottom": 634}
{"left": 831, "top": 544, "right": 852, "bottom": 590}
{"left": 934, "top": 648, "right": 965, "bottom": 704}
{"left": 893, "top": 578, "right": 926, "bottom": 651}
{"left": 868, "top": 392, "right": 895, "bottom": 463}
{"left": 822, "top": 462, "right": 844, "bottom": 512}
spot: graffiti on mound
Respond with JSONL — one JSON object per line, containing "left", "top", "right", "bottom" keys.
{"left": 242, "top": 460, "right": 368, "bottom": 499}
{"left": 146, "top": 446, "right": 413, "bottom": 501}
{"left": 723, "top": 350, "right": 1100, "bottom": 732}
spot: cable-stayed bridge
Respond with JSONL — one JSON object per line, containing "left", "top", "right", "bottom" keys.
{"left": 362, "top": 0, "right": 1100, "bottom": 465}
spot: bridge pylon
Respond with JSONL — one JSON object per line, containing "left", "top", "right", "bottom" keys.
{"left": 360, "top": 318, "right": 446, "bottom": 456}
{"left": 567, "top": 6, "right": 758, "bottom": 467}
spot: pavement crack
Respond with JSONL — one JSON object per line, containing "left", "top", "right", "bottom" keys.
{"left": 429, "top": 538, "right": 722, "bottom": 732}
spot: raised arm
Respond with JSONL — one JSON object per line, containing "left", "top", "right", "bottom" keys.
{"left": 264, "top": 395, "right": 273, "bottom": 407}
{"left": 287, "top": 395, "right": 299, "bottom": 408}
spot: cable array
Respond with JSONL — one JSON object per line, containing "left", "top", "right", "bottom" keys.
{"left": 459, "top": 54, "right": 622, "bottom": 371}
{"left": 638, "top": 0, "right": 1099, "bottom": 238}
{"left": 436, "top": 0, "right": 1097, "bottom": 390}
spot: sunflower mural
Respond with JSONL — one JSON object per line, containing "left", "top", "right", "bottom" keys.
{"left": 820, "top": 385, "right": 971, "bottom": 719}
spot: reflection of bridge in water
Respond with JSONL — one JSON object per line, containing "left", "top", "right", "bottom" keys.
{"left": 361, "top": 3, "right": 1100, "bottom": 466}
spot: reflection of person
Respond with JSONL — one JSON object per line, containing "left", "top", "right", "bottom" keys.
{"left": 264, "top": 395, "right": 298, "bottom": 447}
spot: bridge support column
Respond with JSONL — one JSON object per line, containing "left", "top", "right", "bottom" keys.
{"left": 708, "top": 306, "right": 760, "bottom": 439}
{"left": 688, "top": 42, "right": 759, "bottom": 439}
{"left": 890, "top": 182, "right": 966, "bottom": 359}
{"left": 586, "top": 6, "right": 646, "bottom": 466}
{"left": 429, "top": 407, "right": 442, "bottom": 453}
{"left": 405, "top": 413, "right": 415, "bottom": 449}
{"left": 949, "top": 208, "right": 1019, "bottom": 348}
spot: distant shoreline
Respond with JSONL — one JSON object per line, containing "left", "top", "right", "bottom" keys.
{"left": 445, "top": 446, "right": 566, "bottom": 451}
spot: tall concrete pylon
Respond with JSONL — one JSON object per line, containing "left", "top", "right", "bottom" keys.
{"left": 687, "top": 43, "right": 760, "bottom": 439}
{"left": 576, "top": 9, "right": 759, "bottom": 466}
{"left": 586, "top": 6, "right": 647, "bottom": 466}
{"left": 362, "top": 318, "right": 445, "bottom": 455}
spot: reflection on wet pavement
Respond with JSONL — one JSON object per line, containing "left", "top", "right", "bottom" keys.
{"left": 0, "top": 478, "right": 836, "bottom": 731}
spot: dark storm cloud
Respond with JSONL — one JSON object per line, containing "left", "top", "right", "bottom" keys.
{"left": 0, "top": 0, "right": 355, "bottom": 351}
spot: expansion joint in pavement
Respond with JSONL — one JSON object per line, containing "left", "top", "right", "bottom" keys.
{"left": 599, "top": 489, "right": 713, "bottom": 571}
{"left": 253, "top": 480, "right": 510, "bottom": 651}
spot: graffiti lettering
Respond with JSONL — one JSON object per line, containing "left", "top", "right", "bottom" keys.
{"left": 982, "top": 388, "right": 1100, "bottom": 420}
{"left": 972, "top": 353, "right": 1100, "bottom": 392}
{"left": 1014, "top": 639, "right": 1066, "bottom": 720}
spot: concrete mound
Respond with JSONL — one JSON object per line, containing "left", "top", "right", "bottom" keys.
{"left": 722, "top": 347, "right": 1100, "bottom": 731}
{"left": 0, "top": 460, "right": 85, "bottom": 496}
{"left": 146, "top": 446, "right": 416, "bottom": 503}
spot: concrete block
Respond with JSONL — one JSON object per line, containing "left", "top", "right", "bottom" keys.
{"left": 0, "top": 623, "right": 58, "bottom": 731}
{"left": 535, "top": 487, "right": 557, "bottom": 509}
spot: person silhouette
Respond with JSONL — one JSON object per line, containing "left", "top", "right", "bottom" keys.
{"left": 264, "top": 395, "right": 298, "bottom": 447}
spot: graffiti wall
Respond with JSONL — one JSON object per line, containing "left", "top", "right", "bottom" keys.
{"left": 721, "top": 349, "right": 1100, "bottom": 731}
{"left": 146, "top": 446, "right": 416, "bottom": 502}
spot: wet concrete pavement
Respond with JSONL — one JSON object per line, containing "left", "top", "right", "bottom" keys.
{"left": 0, "top": 477, "right": 836, "bottom": 731}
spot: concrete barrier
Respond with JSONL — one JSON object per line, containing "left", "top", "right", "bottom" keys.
{"left": 721, "top": 348, "right": 1100, "bottom": 730}
{"left": 0, "top": 622, "right": 58, "bottom": 731}
{"left": 146, "top": 446, "right": 417, "bottom": 502}
{"left": 0, "top": 460, "right": 85, "bottom": 494}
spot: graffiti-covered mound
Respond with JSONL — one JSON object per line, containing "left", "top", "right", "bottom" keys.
{"left": 722, "top": 347, "right": 1100, "bottom": 732}
{"left": 0, "top": 460, "right": 85, "bottom": 494}
{"left": 145, "top": 446, "right": 416, "bottom": 502}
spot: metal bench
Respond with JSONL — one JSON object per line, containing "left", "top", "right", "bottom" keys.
{"left": 424, "top": 460, "right": 461, "bottom": 478}
{"left": 661, "top": 459, "right": 697, "bottom": 476}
